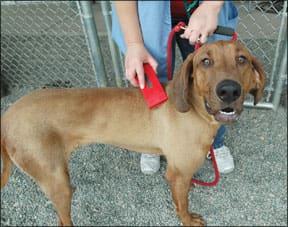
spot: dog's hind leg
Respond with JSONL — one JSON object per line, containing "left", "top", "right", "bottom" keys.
{"left": 39, "top": 165, "right": 74, "bottom": 226}
{"left": 19, "top": 153, "right": 73, "bottom": 226}
{"left": 7, "top": 135, "right": 74, "bottom": 226}
{"left": 32, "top": 153, "right": 73, "bottom": 226}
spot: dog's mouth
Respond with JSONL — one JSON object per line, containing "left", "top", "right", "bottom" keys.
{"left": 205, "top": 101, "right": 241, "bottom": 124}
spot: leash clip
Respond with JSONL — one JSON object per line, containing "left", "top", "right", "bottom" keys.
{"left": 180, "top": 25, "right": 187, "bottom": 30}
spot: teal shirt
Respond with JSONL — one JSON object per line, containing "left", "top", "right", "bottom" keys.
{"left": 112, "top": 1, "right": 238, "bottom": 80}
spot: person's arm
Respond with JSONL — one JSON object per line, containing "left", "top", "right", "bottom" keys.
{"left": 114, "top": 1, "right": 158, "bottom": 89}
{"left": 113, "top": 1, "right": 143, "bottom": 46}
{"left": 181, "top": 1, "right": 224, "bottom": 44}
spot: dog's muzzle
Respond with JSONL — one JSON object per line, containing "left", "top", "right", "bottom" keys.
{"left": 205, "top": 80, "right": 242, "bottom": 124}
{"left": 205, "top": 100, "right": 241, "bottom": 124}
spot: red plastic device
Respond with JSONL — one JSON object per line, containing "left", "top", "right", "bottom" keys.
{"left": 138, "top": 63, "right": 168, "bottom": 109}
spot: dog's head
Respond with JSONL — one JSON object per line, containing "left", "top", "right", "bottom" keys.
{"left": 170, "top": 40, "right": 266, "bottom": 124}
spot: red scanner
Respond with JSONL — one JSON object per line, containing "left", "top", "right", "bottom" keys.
{"left": 138, "top": 63, "right": 168, "bottom": 109}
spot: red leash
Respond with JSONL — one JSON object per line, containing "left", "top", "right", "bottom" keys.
{"left": 167, "top": 21, "right": 186, "bottom": 81}
{"left": 166, "top": 22, "right": 237, "bottom": 187}
{"left": 167, "top": 22, "right": 202, "bottom": 81}
{"left": 191, "top": 145, "right": 220, "bottom": 186}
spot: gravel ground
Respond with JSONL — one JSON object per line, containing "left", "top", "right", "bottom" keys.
{"left": 1, "top": 82, "right": 287, "bottom": 227}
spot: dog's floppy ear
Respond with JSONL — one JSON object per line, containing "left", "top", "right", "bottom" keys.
{"left": 250, "top": 56, "right": 266, "bottom": 105}
{"left": 171, "top": 53, "right": 194, "bottom": 112}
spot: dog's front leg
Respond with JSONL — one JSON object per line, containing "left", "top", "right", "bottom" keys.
{"left": 165, "top": 165, "right": 205, "bottom": 226}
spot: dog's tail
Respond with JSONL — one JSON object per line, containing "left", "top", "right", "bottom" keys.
{"left": 1, "top": 139, "right": 13, "bottom": 189}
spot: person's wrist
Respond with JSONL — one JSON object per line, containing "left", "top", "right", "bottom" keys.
{"left": 201, "top": 1, "right": 223, "bottom": 14}
{"left": 126, "top": 41, "right": 144, "bottom": 48}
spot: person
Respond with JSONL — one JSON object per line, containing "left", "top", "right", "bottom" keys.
{"left": 111, "top": 1, "right": 238, "bottom": 174}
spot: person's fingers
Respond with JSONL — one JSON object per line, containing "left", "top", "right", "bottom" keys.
{"left": 125, "top": 68, "right": 139, "bottom": 87}
{"left": 148, "top": 56, "right": 158, "bottom": 73}
{"left": 180, "top": 26, "right": 193, "bottom": 39}
{"left": 135, "top": 64, "right": 145, "bottom": 89}
{"left": 124, "top": 44, "right": 158, "bottom": 89}
{"left": 188, "top": 30, "right": 201, "bottom": 45}
{"left": 199, "top": 32, "right": 209, "bottom": 44}
{"left": 181, "top": 29, "right": 209, "bottom": 45}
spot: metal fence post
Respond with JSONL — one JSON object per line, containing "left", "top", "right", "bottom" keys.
{"left": 267, "top": 0, "right": 287, "bottom": 102}
{"left": 100, "top": 1, "right": 124, "bottom": 87}
{"left": 272, "top": 36, "right": 287, "bottom": 111}
{"left": 78, "top": 1, "right": 107, "bottom": 87}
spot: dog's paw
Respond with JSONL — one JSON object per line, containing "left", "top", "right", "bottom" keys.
{"left": 181, "top": 213, "right": 205, "bottom": 226}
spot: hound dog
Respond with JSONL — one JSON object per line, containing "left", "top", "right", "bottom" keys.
{"left": 1, "top": 41, "right": 266, "bottom": 226}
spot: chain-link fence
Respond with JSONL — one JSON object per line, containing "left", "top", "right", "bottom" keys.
{"left": 1, "top": 1, "right": 99, "bottom": 92}
{"left": 1, "top": 1, "right": 287, "bottom": 110}
{"left": 236, "top": 1, "right": 287, "bottom": 109}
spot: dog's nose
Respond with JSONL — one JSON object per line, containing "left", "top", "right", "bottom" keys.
{"left": 216, "top": 80, "right": 241, "bottom": 103}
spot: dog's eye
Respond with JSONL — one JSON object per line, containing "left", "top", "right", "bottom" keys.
{"left": 236, "top": 55, "right": 247, "bottom": 64}
{"left": 201, "top": 58, "right": 211, "bottom": 66}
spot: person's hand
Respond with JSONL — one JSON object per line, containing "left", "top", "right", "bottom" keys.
{"left": 125, "top": 42, "right": 158, "bottom": 89}
{"left": 180, "top": 1, "right": 223, "bottom": 44}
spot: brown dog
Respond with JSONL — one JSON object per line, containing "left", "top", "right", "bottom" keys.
{"left": 1, "top": 41, "right": 266, "bottom": 226}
